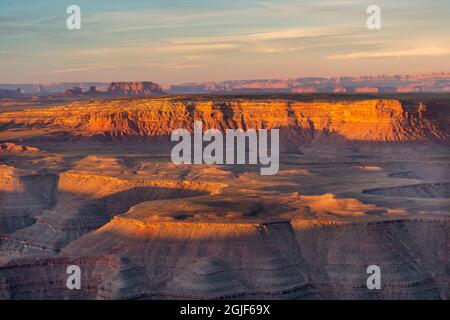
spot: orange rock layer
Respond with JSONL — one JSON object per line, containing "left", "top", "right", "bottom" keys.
{"left": 0, "top": 98, "right": 448, "bottom": 144}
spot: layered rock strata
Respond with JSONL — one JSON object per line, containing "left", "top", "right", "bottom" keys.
{"left": 0, "top": 99, "right": 448, "bottom": 144}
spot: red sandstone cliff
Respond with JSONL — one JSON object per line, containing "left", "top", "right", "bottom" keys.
{"left": 0, "top": 98, "right": 448, "bottom": 144}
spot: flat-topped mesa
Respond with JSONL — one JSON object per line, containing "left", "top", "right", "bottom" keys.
{"left": 107, "top": 82, "right": 165, "bottom": 96}
{"left": 0, "top": 88, "right": 21, "bottom": 99}
{"left": 0, "top": 98, "right": 449, "bottom": 144}
{"left": 1, "top": 218, "right": 448, "bottom": 299}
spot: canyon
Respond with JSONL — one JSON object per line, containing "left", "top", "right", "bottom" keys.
{"left": 0, "top": 94, "right": 449, "bottom": 300}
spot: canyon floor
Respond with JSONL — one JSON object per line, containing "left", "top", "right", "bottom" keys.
{"left": 0, "top": 94, "right": 449, "bottom": 300}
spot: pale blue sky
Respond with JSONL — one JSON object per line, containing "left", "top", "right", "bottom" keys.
{"left": 1, "top": 0, "right": 449, "bottom": 83}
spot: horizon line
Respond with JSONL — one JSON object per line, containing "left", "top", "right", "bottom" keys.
{"left": 1, "top": 71, "right": 450, "bottom": 86}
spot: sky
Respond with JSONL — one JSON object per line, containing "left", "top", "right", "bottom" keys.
{"left": 1, "top": 0, "right": 450, "bottom": 84}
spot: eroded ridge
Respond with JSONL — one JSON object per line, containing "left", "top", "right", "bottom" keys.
{"left": 0, "top": 172, "right": 226, "bottom": 257}
{"left": 0, "top": 98, "right": 448, "bottom": 144}
{"left": 0, "top": 218, "right": 447, "bottom": 300}
{"left": 363, "top": 182, "right": 450, "bottom": 198}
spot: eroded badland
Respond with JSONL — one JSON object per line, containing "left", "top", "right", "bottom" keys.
{"left": 0, "top": 94, "right": 449, "bottom": 299}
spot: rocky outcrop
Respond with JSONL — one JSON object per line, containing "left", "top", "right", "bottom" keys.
{"left": 0, "top": 172, "right": 225, "bottom": 256}
{"left": 291, "top": 87, "right": 319, "bottom": 93}
{"left": 0, "top": 256, "right": 118, "bottom": 300}
{"left": 1, "top": 218, "right": 446, "bottom": 299}
{"left": 62, "top": 87, "right": 83, "bottom": 97}
{"left": 0, "top": 98, "right": 448, "bottom": 144}
{"left": 107, "top": 82, "right": 165, "bottom": 96}
{"left": 0, "top": 174, "right": 57, "bottom": 234}
{"left": 352, "top": 87, "right": 379, "bottom": 93}
{"left": 362, "top": 182, "right": 450, "bottom": 198}
{"left": 292, "top": 219, "right": 449, "bottom": 299}
{"left": 0, "top": 88, "right": 21, "bottom": 99}
{"left": 0, "top": 143, "right": 39, "bottom": 153}
{"left": 59, "top": 83, "right": 164, "bottom": 98}
{"left": 1, "top": 91, "right": 448, "bottom": 301}
{"left": 62, "top": 86, "right": 101, "bottom": 97}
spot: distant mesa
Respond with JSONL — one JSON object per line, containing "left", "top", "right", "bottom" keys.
{"left": 107, "top": 81, "right": 165, "bottom": 96}
{"left": 332, "top": 86, "right": 347, "bottom": 93}
{"left": 63, "top": 86, "right": 83, "bottom": 97}
{"left": 291, "top": 87, "right": 319, "bottom": 93}
{"left": 0, "top": 88, "right": 22, "bottom": 99}
{"left": 63, "top": 85, "right": 101, "bottom": 97}
{"left": 0, "top": 72, "right": 449, "bottom": 97}
{"left": 62, "top": 82, "right": 165, "bottom": 98}
{"left": 166, "top": 72, "right": 450, "bottom": 94}
{"left": 352, "top": 87, "right": 379, "bottom": 94}
{"left": 396, "top": 86, "right": 422, "bottom": 93}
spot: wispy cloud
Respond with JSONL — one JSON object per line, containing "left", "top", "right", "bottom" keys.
{"left": 165, "top": 43, "right": 240, "bottom": 53}
{"left": 169, "top": 26, "right": 343, "bottom": 44}
{"left": 69, "top": 26, "right": 347, "bottom": 58}
{"left": 328, "top": 47, "right": 450, "bottom": 60}
{"left": 28, "top": 62, "right": 208, "bottom": 75}
{"left": 167, "top": 64, "right": 208, "bottom": 69}
{"left": 2, "top": 0, "right": 450, "bottom": 82}
{"left": 27, "top": 65, "right": 116, "bottom": 75}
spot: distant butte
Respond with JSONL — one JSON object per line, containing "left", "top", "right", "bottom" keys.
{"left": 1, "top": 72, "right": 449, "bottom": 97}
{"left": 107, "top": 81, "right": 165, "bottom": 96}
{"left": 61, "top": 81, "right": 165, "bottom": 98}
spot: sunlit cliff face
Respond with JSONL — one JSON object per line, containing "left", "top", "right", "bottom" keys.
{"left": 0, "top": 98, "right": 448, "bottom": 144}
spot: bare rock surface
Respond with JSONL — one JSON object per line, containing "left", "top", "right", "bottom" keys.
{"left": 0, "top": 95, "right": 449, "bottom": 300}
{"left": 0, "top": 143, "right": 39, "bottom": 153}
{"left": 0, "top": 97, "right": 448, "bottom": 144}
